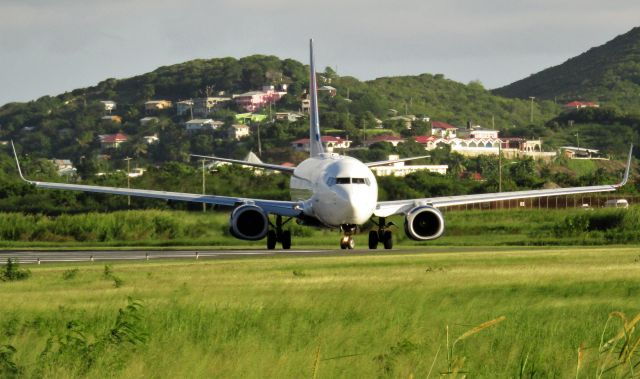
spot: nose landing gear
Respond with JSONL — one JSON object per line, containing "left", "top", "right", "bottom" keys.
{"left": 368, "top": 217, "right": 394, "bottom": 250}
{"left": 339, "top": 224, "right": 357, "bottom": 250}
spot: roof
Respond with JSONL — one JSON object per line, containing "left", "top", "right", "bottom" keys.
{"left": 560, "top": 146, "right": 600, "bottom": 153}
{"left": 432, "top": 121, "right": 458, "bottom": 130}
{"left": 244, "top": 151, "right": 262, "bottom": 164}
{"left": 186, "top": 118, "right": 215, "bottom": 124}
{"left": 237, "top": 91, "right": 267, "bottom": 97}
{"left": 565, "top": 101, "right": 598, "bottom": 107}
{"left": 232, "top": 124, "right": 249, "bottom": 129}
{"left": 99, "top": 133, "right": 128, "bottom": 143}
{"left": 414, "top": 136, "right": 438, "bottom": 144}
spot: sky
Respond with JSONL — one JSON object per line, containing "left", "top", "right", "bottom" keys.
{"left": 1, "top": 0, "right": 639, "bottom": 106}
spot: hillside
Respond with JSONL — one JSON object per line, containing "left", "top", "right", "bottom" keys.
{"left": 494, "top": 27, "right": 640, "bottom": 109}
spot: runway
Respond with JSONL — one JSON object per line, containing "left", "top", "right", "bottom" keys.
{"left": 0, "top": 248, "right": 348, "bottom": 264}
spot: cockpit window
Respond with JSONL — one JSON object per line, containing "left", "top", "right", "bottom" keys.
{"left": 327, "top": 177, "right": 371, "bottom": 186}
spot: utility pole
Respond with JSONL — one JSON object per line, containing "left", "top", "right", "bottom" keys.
{"left": 257, "top": 123, "right": 262, "bottom": 157}
{"left": 575, "top": 132, "right": 580, "bottom": 149}
{"left": 498, "top": 143, "right": 502, "bottom": 193}
{"left": 201, "top": 159, "right": 206, "bottom": 212}
{"left": 124, "top": 157, "right": 132, "bottom": 208}
{"left": 362, "top": 119, "right": 366, "bottom": 145}
{"left": 529, "top": 96, "right": 535, "bottom": 123}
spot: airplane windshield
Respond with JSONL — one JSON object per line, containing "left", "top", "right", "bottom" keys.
{"left": 327, "top": 177, "right": 370, "bottom": 186}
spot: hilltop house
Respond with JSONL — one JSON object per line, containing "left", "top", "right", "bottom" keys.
{"left": 50, "top": 159, "right": 77, "bottom": 177}
{"left": 233, "top": 85, "right": 287, "bottom": 112}
{"left": 431, "top": 121, "right": 458, "bottom": 138}
{"left": 193, "top": 97, "right": 231, "bottom": 117}
{"left": 563, "top": 101, "right": 600, "bottom": 111}
{"left": 99, "top": 133, "right": 128, "bottom": 149}
{"left": 291, "top": 136, "right": 352, "bottom": 153}
{"left": 101, "top": 115, "right": 122, "bottom": 124}
{"left": 185, "top": 119, "right": 223, "bottom": 132}
{"left": 228, "top": 124, "right": 250, "bottom": 140}
{"left": 100, "top": 101, "right": 116, "bottom": 113}
{"left": 144, "top": 100, "right": 172, "bottom": 112}
{"left": 139, "top": 116, "right": 158, "bottom": 126}
{"left": 176, "top": 100, "right": 194, "bottom": 116}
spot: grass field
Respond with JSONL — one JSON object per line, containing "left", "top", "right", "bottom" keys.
{"left": 2, "top": 246, "right": 640, "bottom": 377}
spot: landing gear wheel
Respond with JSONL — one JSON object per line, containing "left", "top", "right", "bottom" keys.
{"left": 368, "top": 230, "right": 379, "bottom": 249}
{"left": 267, "top": 230, "right": 277, "bottom": 250}
{"left": 383, "top": 231, "right": 393, "bottom": 250}
{"left": 281, "top": 230, "right": 291, "bottom": 250}
{"left": 340, "top": 236, "right": 355, "bottom": 250}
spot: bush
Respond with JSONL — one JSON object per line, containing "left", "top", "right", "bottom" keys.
{"left": 1, "top": 259, "right": 31, "bottom": 282}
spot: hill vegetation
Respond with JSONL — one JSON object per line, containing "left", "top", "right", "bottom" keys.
{"left": 494, "top": 27, "right": 640, "bottom": 110}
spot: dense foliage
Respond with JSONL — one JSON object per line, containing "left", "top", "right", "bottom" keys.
{"left": 494, "top": 27, "right": 640, "bottom": 109}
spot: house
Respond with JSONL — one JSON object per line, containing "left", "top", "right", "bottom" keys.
{"left": 128, "top": 168, "right": 146, "bottom": 178}
{"left": 234, "top": 86, "right": 287, "bottom": 112}
{"left": 139, "top": 116, "right": 158, "bottom": 126}
{"left": 143, "top": 134, "right": 159, "bottom": 144}
{"left": 100, "top": 101, "right": 116, "bottom": 113}
{"left": 369, "top": 155, "right": 448, "bottom": 177}
{"left": 185, "top": 119, "right": 223, "bottom": 132}
{"left": 50, "top": 159, "right": 77, "bottom": 177}
{"left": 101, "top": 115, "right": 122, "bottom": 123}
{"left": 431, "top": 121, "right": 458, "bottom": 138}
{"left": 228, "top": 124, "right": 250, "bottom": 140}
{"left": 291, "top": 136, "right": 352, "bottom": 152}
{"left": 560, "top": 146, "right": 605, "bottom": 159}
{"left": 99, "top": 133, "right": 128, "bottom": 149}
{"left": 301, "top": 98, "right": 311, "bottom": 113}
{"left": 176, "top": 100, "right": 194, "bottom": 116}
{"left": 318, "top": 85, "right": 337, "bottom": 97}
{"left": 275, "top": 112, "right": 305, "bottom": 122}
{"left": 144, "top": 100, "right": 172, "bottom": 112}
{"left": 235, "top": 113, "right": 268, "bottom": 124}
{"left": 193, "top": 97, "right": 231, "bottom": 117}
{"left": 364, "top": 134, "right": 406, "bottom": 147}
{"left": 469, "top": 129, "right": 499, "bottom": 139}
{"left": 563, "top": 101, "right": 600, "bottom": 111}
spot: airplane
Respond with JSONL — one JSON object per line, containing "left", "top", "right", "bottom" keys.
{"left": 11, "top": 39, "right": 633, "bottom": 250}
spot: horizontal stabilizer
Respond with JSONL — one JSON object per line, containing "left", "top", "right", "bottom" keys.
{"left": 191, "top": 154, "right": 295, "bottom": 173}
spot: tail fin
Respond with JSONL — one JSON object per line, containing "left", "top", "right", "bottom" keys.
{"left": 308, "top": 39, "right": 324, "bottom": 157}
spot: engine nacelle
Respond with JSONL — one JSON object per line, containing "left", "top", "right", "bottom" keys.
{"left": 404, "top": 206, "right": 445, "bottom": 241}
{"left": 229, "top": 204, "right": 269, "bottom": 241}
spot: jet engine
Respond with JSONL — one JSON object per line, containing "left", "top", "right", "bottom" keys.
{"left": 404, "top": 206, "right": 445, "bottom": 241}
{"left": 229, "top": 204, "right": 269, "bottom": 241}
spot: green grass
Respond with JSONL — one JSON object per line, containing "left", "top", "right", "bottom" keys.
{"left": 1, "top": 247, "right": 640, "bottom": 377}
{"left": 0, "top": 206, "right": 639, "bottom": 249}
{"left": 567, "top": 159, "right": 598, "bottom": 177}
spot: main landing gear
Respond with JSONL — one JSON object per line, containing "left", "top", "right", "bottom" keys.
{"left": 340, "top": 224, "right": 357, "bottom": 250}
{"left": 267, "top": 215, "right": 292, "bottom": 250}
{"left": 368, "top": 217, "right": 393, "bottom": 250}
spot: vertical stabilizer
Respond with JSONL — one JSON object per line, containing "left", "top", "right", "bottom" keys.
{"left": 308, "top": 39, "right": 324, "bottom": 157}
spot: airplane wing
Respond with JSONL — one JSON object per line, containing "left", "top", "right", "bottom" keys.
{"left": 191, "top": 154, "right": 295, "bottom": 173}
{"left": 12, "top": 143, "right": 302, "bottom": 217}
{"left": 365, "top": 155, "right": 430, "bottom": 168}
{"left": 374, "top": 145, "right": 633, "bottom": 217}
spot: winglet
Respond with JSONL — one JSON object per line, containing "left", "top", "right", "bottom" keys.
{"left": 10, "top": 140, "right": 28, "bottom": 182}
{"left": 615, "top": 144, "right": 633, "bottom": 187}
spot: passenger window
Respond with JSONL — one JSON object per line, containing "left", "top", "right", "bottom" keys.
{"left": 352, "top": 178, "right": 366, "bottom": 184}
{"left": 336, "top": 177, "right": 350, "bottom": 184}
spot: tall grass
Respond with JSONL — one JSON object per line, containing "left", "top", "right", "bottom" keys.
{"left": 1, "top": 247, "right": 640, "bottom": 377}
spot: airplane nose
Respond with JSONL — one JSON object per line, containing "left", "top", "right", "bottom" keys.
{"left": 339, "top": 187, "right": 373, "bottom": 224}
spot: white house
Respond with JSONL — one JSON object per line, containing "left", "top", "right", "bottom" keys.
{"left": 185, "top": 119, "right": 223, "bottom": 131}
{"left": 431, "top": 121, "right": 458, "bottom": 138}
{"left": 100, "top": 101, "right": 116, "bottom": 113}
{"left": 50, "top": 159, "right": 77, "bottom": 177}
{"left": 176, "top": 100, "right": 194, "bottom": 116}
{"left": 228, "top": 124, "right": 250, "bottom": 140}
{"left": 369, "top": 155, "right": 448, "bottom": 177}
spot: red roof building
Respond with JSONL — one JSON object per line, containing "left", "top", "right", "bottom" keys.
{"left": 99, "top": 133, "right": 129, "bottom": 149}
{"left": 431, "top": 121, "right": 458, "bottom": 138}
{"left": 563, "top": 101, "right": 600, "bottom": 110}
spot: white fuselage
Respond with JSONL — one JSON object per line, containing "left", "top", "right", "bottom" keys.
{"left": 290, "top": 153, "right": 378, "bottom": 227}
